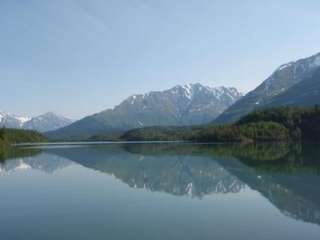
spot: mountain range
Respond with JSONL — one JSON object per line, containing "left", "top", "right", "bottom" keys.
{"left": 214, "top": 52, "right": 320, "bottom": 123}
{"left": 0, "top": 112, "right": 73, "bottom": 132}
{"left": 3, "top": 51, "right": 320, "bottom": 139}
{"left": 48, "top": 51, "right": 320, "bottom": 140}
{"left": 47, "top": 84, "right": 242, "bottom": 140}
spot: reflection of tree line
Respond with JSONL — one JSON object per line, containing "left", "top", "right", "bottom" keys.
{"left": 1, "top": 142, "right": 320, "bottom": 225}
{"left": 0, "top": 145, "right": 41, "bottom": 162}
{"left": 210, "top": 143, "right": 320, "bottom": 174}
{"left": 128, "top": 143, "right": 320, "bottom": 174}
{"left": 126, "top": 143, "right": 320, "bottom": 224}
{"left": 123, "top": 142, "right": 292, "bottom": 162}
{"left": 207, "top": 143, "right": 320, "bottom": 226}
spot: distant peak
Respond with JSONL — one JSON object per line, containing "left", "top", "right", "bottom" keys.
{"left": 42, "top": 112, "right": 58, "bottom": 117}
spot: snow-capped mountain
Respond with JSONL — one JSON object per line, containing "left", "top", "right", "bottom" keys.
{"left": 47, "top": 83, "right": 242, "bottom": 140}
{"left": 0, "top": 111, "right": 31, "bottom": 128}
{"left": 0, "top": 112, "right": 73, "bottom": 132}
{"left": 23, "top": 112, "right": 73, "bottom": 132}
{"left": 215, "top": 52, "right": 320, "bottom": 123}
{"left": 121, "top": 83, "right": 242, "bottom": 126}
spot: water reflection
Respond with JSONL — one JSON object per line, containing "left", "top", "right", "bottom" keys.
{"left": 41, "top": 144, "right": 246, "bottom": 197}
{"left": 0, "top": 153, "right": 71, "bottom": 174}
{"left": 1, "top": 142, "right": 320, "bottom": 226}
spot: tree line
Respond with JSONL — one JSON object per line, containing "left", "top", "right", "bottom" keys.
{"left": 121, "top": 106, "right": 320, "bottom": 143}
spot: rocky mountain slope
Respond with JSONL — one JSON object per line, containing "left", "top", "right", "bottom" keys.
{"left": 214, "top": 52, "right": 320, "bottom": 123}
{"left": 264, "top": 68, "right": 320, "bottom": 108}
{"left": 47, "top": 83, "right": 242, "bottom": 140}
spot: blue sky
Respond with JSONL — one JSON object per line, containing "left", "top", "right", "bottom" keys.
{"left": 1, "top": 0, "right": 319, "bottom": 118}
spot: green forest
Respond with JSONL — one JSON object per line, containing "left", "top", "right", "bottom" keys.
{"left": 0, "top": 128, "right": 46, "bottom": 161}
{"left": 121, "top": 106, "right": 320, "bottom": 143}
{"left": 0, "top": 128, "right": 47, "bottom": 145}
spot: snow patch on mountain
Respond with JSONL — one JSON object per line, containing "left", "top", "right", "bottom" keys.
{"left": 0, "top": 111, "right": 73, "bottom": 132}
{"left": 0, "top": 111, "right": 31, "bottom": 128}
{"left": 182, "top": 84, "right": 193, "bottom": 99}
{"left": 0, "top": 112, "right": 5, "bottom": 122}
{"left": 16, "top": 116, "right": 32, "bottom": 124}
{"left": 278, "top": 62, "right": 293, "bottom": 71}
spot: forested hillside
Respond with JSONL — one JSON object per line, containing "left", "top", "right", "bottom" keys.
{"left": 122, "top": 107, "right": 320, "bottom": 142}
{"left": 0, "top": 128, "right": 47, "bottom": 145}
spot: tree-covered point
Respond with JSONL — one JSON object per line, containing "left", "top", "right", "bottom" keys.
{"left": 121, "top": 106, "right": 320, "bottom": 143}
{"left": 237, "top": 106, "right": 320, "bottom": 141}
{"left": 121, "top": 121, "right": 289, "bottom": 142}
{"left": 0, "top": 128, "right": 47, "bottom": 145}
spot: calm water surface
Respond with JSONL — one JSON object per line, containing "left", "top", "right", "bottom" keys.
{"left": 0, "top": 143, "right": 320, "bottom": 240}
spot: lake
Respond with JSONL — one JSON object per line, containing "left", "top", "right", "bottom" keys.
{"left": 0, "top": 142, "right": 320, "bottom": 240}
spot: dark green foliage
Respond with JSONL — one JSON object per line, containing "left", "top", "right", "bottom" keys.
{"left": 0, "top": 128, "right": 46, "bottom": 162}
{"left": 237, "top": 106, "right": 320, "bottom": 141}
{"left": 0, "top": 128, "right": 47, "bottom": 145}
{"left": 192, "top": 125, "right": 242, "bottom": 142}
{"left": 121, "top": 121, "right": 289, "bottom": 143}
{"left": 121, "top": 126, "right": 200, "bottom": 142}
{"left": 122, "top": 106, "right": 320, "bottom": 143}
{"left": 87, "top": 131, "right": 125, "bottom": 141}
{"left": 238, "top": 122, "right": 289, "bottom": 141}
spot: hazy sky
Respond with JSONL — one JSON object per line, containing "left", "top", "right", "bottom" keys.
{"left": 1, "top": 0, "right": 319, "bottom": 118}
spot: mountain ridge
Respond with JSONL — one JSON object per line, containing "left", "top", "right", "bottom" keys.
{"left": 214, "top": 52, "right": 320, "bottom": 123}
{"left": 47, "top": 83, "right": 243, "bottom": 140}
{"left": 0, "top": 112, "right": 73, "bottom": 132}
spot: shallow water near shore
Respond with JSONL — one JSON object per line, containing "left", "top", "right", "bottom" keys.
{"left": 0, "top": 142, "right": 320, "bottom": 240}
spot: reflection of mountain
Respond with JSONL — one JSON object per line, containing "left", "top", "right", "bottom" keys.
{"left": 44, "top": 145, "right": 245, "bottom": 197}
{"left": 45, "top": 143, "right": 320, "bottom": 226}
{"left": 1, "top": 142, "right": 320, "bottom": 226}
{"left": 0, "top": 152, "right": 72, "bottom": 174}
{"left": 131, "top": 143, "right": 320, "bottom": 226}
{"left": 215, "top": 157, "right": 320, "bottom": 226}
